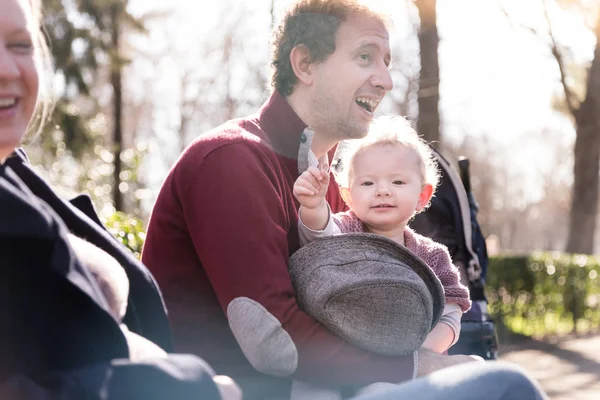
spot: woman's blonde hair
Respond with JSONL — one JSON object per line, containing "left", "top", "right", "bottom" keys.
{"left": 24, "top": 0, "right": 54, "bottom": 138}
{"left": 334, "top": 115, "right": 440, "bottom": 194}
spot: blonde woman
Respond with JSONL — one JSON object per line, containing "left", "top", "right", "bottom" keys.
{"left": 0, "top": 0, "right": 239, "bottom": 398}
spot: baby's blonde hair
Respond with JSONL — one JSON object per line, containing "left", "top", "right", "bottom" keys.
{"left": 334, "top": 115, "right": 440, "bottom": 203}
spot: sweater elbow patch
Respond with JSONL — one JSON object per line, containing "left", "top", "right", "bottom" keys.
{"left": 227, "top": 297, "right": 298, "bottom": 376}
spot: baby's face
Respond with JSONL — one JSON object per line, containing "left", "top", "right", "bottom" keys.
{"left": 345, "top": 143, "right": 426, "bottom": 233}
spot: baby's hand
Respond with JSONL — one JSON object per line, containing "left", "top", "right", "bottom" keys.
{"left": 293, "top": 166, "right": 330, "bottom": 209}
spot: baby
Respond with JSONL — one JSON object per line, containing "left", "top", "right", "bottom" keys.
{"left": 67, "top": 234, "right": 168, "bottom": 361}
{"left": 292, "top": 116, "right": 471, "bottom": 398}
{"left": 67, "top": 234, "right": 241, "bottom": 400}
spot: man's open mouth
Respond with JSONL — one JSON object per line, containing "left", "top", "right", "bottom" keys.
{"left": 355, "top": 96, "right": 378, "bottom": 113}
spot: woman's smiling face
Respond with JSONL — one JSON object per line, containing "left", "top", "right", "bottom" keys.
{"left": 0, "top": 0, "right": 40, "bottom": 161}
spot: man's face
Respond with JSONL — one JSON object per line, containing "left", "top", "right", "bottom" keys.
{"left": 308, "top": 13, "right": 392, "bottom": 142}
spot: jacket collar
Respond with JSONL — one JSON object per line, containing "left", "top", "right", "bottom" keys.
{"left": 0, "top": 163, "right": 55, "bottom": 239}
{"left": 0, "top": 158, "right": 116, "bottom": 314}
{"left": 4, "top": 148, "right": 173, "bottom": 350}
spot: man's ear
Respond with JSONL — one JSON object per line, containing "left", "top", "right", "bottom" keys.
{"left": 290, "top": 44, "right": 314, "bottom": 86}
{"left": 340, "top": 186, "right": 352, "bottom": 208}
{"left": 416, "top": 183, "right": 433, "bottom": 212}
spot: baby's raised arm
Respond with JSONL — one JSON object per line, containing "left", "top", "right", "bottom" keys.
{"left": 293, "top": 166, "right": 331, "bottom": 231}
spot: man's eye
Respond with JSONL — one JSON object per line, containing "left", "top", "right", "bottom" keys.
{"left": 358, "top": 53, "right": 371, "bottom": 63}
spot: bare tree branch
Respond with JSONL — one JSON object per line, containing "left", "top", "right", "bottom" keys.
{"left": 497, "top": 4, "right": 540, "bottom": 36}
{"left": 542, "top": 0, "right": 579, "bottom": 116}
{"left": 498, "top": 0, "right": 580, "bottom": 116}
{"left": 270, "top": 0, "right": 276, "bottom": 31}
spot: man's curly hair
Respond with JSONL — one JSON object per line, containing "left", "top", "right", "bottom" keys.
{"left": 271, "top": 0, "right": 387, "bottom": 96}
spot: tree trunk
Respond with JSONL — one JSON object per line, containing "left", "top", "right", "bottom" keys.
{"left": 415, "top": 0, "right": 441, "bottom": 146}
{"left": 111, "top": 4, "right": 124, "bottom": 212}
{"left": 565, "top": 29, "right": 600, "bottom": 254}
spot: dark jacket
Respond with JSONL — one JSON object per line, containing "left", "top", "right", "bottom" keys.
{"left": 0, "top": 149, "right": 222, "bottom": 399}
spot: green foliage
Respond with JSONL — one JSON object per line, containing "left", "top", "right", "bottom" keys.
{"left": 42, "top": 0, "right": 104, "bottom": 152}
{"left": 487, "top": 252, "right": 600, "bottom": 337}
{"left": 27, "top": 140, "right": 148, "bottom": 220}
{"left": 32, "top": 0, "right": 150, "bottom": 215}
{"left": 102, "top": 211, "right": 146, "bottom": 259}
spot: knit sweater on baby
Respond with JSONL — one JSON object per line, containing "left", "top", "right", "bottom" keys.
{"left": 334, "top": 210, "right": 471, "bottom": 312}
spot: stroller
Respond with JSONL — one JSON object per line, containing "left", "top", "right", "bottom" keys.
{"left": 411, "top": 149, "right": 499, "bottom": 360}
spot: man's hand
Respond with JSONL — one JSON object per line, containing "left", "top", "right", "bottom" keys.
{"left": 417, "top": 348, "right": 484, "bottom": 377}
{"left": 293, "top": 166, "right": 330, "bottom": 210}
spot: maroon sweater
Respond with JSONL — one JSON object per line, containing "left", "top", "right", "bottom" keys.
{"left": 142, "top": 92, "right": 415, "bottom": 399}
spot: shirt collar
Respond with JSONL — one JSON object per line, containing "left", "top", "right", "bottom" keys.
{"left": 258, "top": 91, "right": 329, "bottom": 174}
{"left": 257, "top": 90, "right": 307, "bottom": 160}
{"left": 297, "top": 127, "right": 328, "bottom": 174}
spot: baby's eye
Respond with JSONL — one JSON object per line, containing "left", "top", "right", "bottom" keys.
{"left": 393, "top": 180, "right": 405, "bottom": 185}
{"left": 361, "top": 181, "right": 373, "bottom": 186}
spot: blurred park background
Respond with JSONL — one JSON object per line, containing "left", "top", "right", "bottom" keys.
{"left": 31, "top": 0, "right": 600, "bottom": 391}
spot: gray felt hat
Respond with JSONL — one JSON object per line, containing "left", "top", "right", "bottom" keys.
{"left": 289, "top": 233, "right": 445, "bottom": 356}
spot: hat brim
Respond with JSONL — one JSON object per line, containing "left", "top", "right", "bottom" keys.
{"left": 289, "top": 233, "right": 445, "bottom": 355}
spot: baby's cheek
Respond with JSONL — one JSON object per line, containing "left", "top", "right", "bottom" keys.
{"left": 66, "top": 234, "right": 130, "bottom": 320}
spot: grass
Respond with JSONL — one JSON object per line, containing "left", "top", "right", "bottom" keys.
{"left": 500, "top": 313, "right": 600, "bottom": 339}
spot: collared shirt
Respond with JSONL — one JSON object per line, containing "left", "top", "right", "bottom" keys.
{"left": 297, "top": 127, "right": 329, "bottom": 174}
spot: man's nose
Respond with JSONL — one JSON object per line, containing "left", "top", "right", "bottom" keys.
{"left": 371, "top": 62, "right": 393, "bottom": 92}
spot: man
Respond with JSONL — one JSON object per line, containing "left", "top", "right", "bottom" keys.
{"left": 142, "top": 1, "right": 546, "bottom": 399}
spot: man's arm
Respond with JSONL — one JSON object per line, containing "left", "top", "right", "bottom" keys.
{"left": 175, "top": 143, "right": 477, "bottom": 386}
